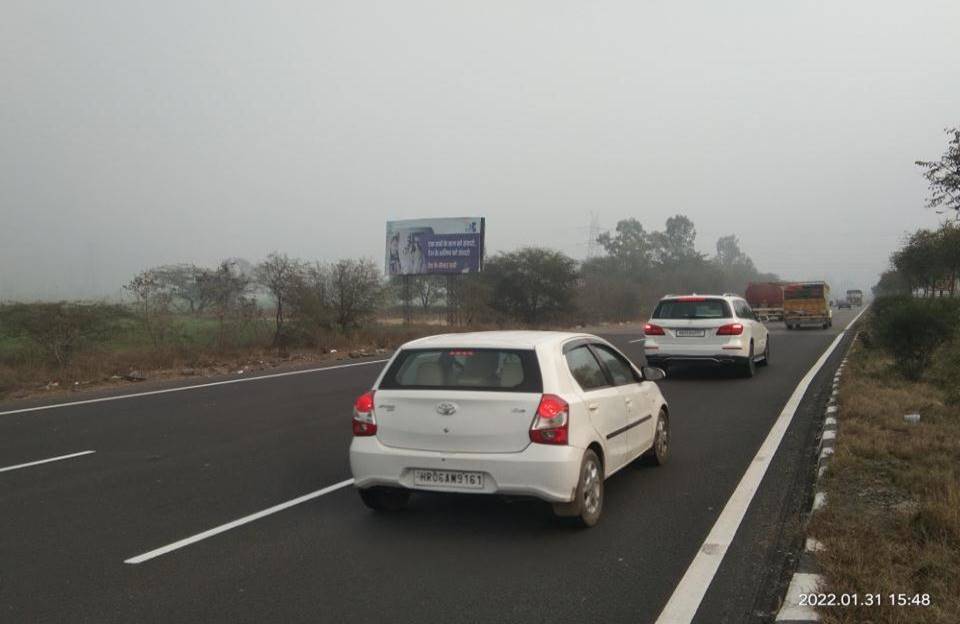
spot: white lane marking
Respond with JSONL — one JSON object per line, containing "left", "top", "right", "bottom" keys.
{"left": 628, "top": 338, "right": 646, "bottom": 343}
{"left": 0, "top": 450, "right": 96, "bottom": 473}
{"left": 124, "top": 478, "right": 355, "bottom": 564}
{"left": 655, "top": 305, "right": 868, "bottom": 623}
{"left": 0, "top": 360, "right": 389, "bottom": 418}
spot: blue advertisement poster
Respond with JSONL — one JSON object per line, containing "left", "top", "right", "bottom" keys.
{"left": 386, "top": 217, "right": 485, "bottom": 276}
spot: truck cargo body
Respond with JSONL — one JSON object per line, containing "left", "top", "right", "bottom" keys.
{"left": 745, "top": 282, "right": 784, "bottom": 321}
{"left": 845, "top": 289, "right": 863, "bottom": 306}
{"left": 784, "top": 282, "right": 832, "bottom": 329}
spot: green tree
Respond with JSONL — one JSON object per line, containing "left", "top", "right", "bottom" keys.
{"left": 651, "top": 215, "right": 703, "bottom": 266}
{"left": 596, "top": 218, "right": 653, "bottom": 274}
{"left": 485, "top": 248, "right": 578, "bottom": 324}
{"left": 916, "top": 126, "right": 960, "bottom": 221}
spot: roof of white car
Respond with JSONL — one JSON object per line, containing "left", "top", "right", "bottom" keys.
{"left": 402, "top": 330, "right": 593, "bottom": 350}
{"left": 660, "top": 293, "right": 742, "bottom": 300}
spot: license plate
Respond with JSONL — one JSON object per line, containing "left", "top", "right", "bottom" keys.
{"left": 413, "top": 469, "right": 484, "bottom": 489}
{"left": 675, "top": 329, "right": 705, "bottom": 337}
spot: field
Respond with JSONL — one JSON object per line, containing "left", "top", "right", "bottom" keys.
{"left": 0, "top": 307, "right": 455, "bottom": 400}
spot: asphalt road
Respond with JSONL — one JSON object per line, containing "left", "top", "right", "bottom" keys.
{"left": 0, "top": 309, "right": 860, "bottom": 624}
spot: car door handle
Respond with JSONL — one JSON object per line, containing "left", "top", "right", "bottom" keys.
{"left": 624, "top": 398, "right": 633, "bottom": 405}
{"left": 587, "top": 403, "right": 599, "bottom": 412}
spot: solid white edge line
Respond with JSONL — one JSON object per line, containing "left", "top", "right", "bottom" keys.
{"left": 0, "top": 359, "right": 389, "bottom": 417}
{"left": 124, "top": 478, "right": 355, "bottom": 564}
{"left": 654, "top": 305, "right": 868, "bottom": 623}
{"left": 0, "top": 450, "right": 96, "bottom": 473}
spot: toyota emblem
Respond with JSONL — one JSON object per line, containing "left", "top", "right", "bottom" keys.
{"left": 436, "top": 402, "right": 457, "bottom": 416}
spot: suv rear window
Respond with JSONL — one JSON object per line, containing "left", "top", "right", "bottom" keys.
{"left": 653, "top": 298, "right": 731, "bottom": 319}
{"left": 379, "top": 348, "right": 543, "bottom": 392}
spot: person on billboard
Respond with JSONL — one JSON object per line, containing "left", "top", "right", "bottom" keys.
{"left": 387, "top": 232, "right": 402, "bottom": 275}
{"left": 400, "top": 228, "right": 429, "bottom": 274}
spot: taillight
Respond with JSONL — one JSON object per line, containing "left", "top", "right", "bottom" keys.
{"left": 644, "top": 323, "right": 665, "bottom": 336}
{"left": 716, "top": 323, "right": 744, "bottom": 335}
{"left": 352, "top": 390, "right": 377, "bottom": 436}
{"left": 529, "top": 394, "right": 569, "bottom": 445}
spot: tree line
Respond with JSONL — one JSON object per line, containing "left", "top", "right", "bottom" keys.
{"left": 121, "top": 214, "right": 776, "bottom": 342}
{"left": 1, "top": 213, "right": 775, "bottom": 375}
{"left": 875, "top": 126, "right": 960, "bottom": 298}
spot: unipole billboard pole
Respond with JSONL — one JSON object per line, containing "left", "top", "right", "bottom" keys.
{"left": 402, "top": 274, "right": 412, "bottom": 325}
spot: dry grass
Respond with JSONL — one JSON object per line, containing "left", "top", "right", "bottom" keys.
{"left": 0, "top": 321, "right": 479, "bottom": 401}
{"left": 809, "top": 338, "right": 960, "bottom": 623}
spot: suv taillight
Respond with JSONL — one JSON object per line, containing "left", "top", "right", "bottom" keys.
{"left": 716, "top": 323, "right": 744, "bottom": 336}
{"left": 352, "top": 390, "right": 377, "bottom": 436}
{"left": 529, "top": 394, "right": 569, "bottom": 445}
{"left": 644, "top": 323, "right": 666, "bottom": 336}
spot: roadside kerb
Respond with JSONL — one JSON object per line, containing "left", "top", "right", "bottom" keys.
{"left": 774, "top": 331, "right": 860, "bottom": 623}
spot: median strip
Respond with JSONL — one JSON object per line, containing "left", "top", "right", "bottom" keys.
{"left": 124, "top": 479, "right": 355, "bottom": 564}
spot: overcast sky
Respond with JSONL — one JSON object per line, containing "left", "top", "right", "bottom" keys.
{"left": 2, "top": 0, "right": 957, "bottom": 300}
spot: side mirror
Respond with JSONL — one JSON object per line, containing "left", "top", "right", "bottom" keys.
{"left": 642, "top": 366, "right": 666, "bottom": 381}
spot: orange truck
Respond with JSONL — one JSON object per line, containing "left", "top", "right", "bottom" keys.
{"left": 783, "top": 281, "right": 833, "bottom": 329}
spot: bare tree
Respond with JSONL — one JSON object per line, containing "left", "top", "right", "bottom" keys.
{"left": 152, "top": 264, "right": 214, "bottom": 315}
{"left": 329, "top": 259, "right": 383, "bottom": 330}
{"left": 255, "top": 253, "right": 305, "bottom": 346}
{"left": 205, "top": 260, "right": 252, "bottom": 348}
{"left": 414, "top": 276, "right": 443, "bottom": 313}
{"left": 124, "top": 270, "right": 173, "bottom": 345}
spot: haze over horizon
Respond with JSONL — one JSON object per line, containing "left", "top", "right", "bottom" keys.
{"left": 2, "top": 0, "right": 956, "bottom": 301}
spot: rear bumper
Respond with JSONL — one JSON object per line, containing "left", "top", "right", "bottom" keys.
{"left": 646, "top": 354, "right": 750, "bottom": 367}
{"left": 349, "top": 437, "right": 583, "bottom": 503}
{"left": 785, "top": 316, "right": 830, "bottom": 326}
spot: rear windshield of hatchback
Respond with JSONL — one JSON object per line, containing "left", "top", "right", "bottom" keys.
{"left": 653, "top": 298, "right": 731, "bottom": 319}
{"left": 379, "top": 348, "right": 543, "bottom": 392}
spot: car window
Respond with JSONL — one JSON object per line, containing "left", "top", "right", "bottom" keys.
{"left": 380, "top": 348, "right": 543, "bottom": 392}
{"left": 564, "top": 346, "right": 610, "bottom": 390}
{"left": 735, "top": 301, "right": 753, "bottom": 318}
{"left": 653, "top": 298, "right": 731, "bottom": 319}
{"left": 591, "top": 344, "right": 640, "bottom": 385}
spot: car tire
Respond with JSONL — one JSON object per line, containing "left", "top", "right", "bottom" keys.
{"left": 640, "top": 409, "right": 670, "bottom": 466}
{"left": 741, "top": 342, "right": 756, "bottom": 378}
{"left": 758, "top": 338, "right": 770, "bottom": 366}
{"left": 358, "top": 486, "right": 411, "bottom": 512}
{"left": 552, "top": 449, "right": 603, "bottom": 528}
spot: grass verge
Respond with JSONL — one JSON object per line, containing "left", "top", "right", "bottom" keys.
{"left": 809, "top": 336, "right": 960, "bottom": 623}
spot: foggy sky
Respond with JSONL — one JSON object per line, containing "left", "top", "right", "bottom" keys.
{"left": 2, "top": 0, "right": 957, "bottom": 301}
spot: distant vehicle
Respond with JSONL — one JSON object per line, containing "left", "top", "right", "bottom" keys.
{"left": 837, "top": 299, "right": 852, "bottom": 309}
{"left": 846, "top": 289, "right": 864, "bottom": 306}
{"left": 745, "top": 282, "right": 785, "bottom": 321}
{"left": 784, "top": 282, "right": 832, "bottom": 329}
{"left": 643, "top": 294, "right": 769, "bottom": 378}
{"left": 349, "top": 331, "right": 670, "bottom": 527}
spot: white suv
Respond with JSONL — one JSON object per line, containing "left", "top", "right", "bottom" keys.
{"left": 642, "top": 294, "right": 769, "bottom": 377}
{"left": 349, "top": 331, "right": 670, "bottom": 527}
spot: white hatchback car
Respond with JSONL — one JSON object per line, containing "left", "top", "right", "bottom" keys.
{"left": 349, "top": 331, "right": 670, "bottom": 527}
{"left": 643, "top": 294, "right": 769, "bottom": 377}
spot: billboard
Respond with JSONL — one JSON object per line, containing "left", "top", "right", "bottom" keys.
{"left": 386, "top": 217, "right": 485, "bottom": 276}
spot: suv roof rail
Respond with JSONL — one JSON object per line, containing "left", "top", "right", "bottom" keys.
{"left": 722, "top": 292, "right": 738, "bottom": 297}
